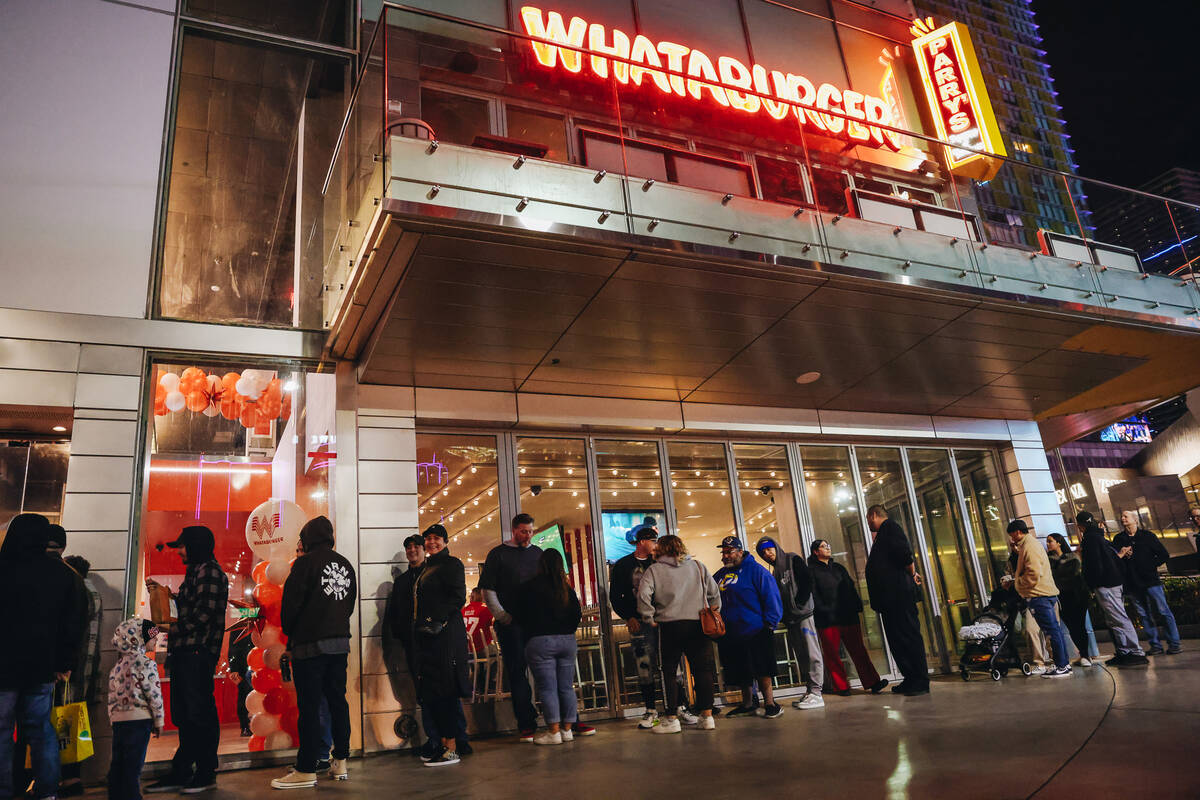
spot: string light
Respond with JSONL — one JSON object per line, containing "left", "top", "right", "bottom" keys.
{"left": 520, "top": 468, "right": 526, "bottom": 474}
{"left": 470, "top": 466, "right": 477, "bottom": 473}
{"left": 567, "top": 468, "right": 574, "bottom": 475}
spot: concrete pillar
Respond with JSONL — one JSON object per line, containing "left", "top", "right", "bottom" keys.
{"left": 1000, "top": 420, "right": 1066, "bottom": 539}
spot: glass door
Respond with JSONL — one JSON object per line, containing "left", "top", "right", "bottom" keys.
{"left": 855, "top": 447, "right": 948, "bottom": 674}
{"left": 906, "top": 449, "right": 986, "bottom": 661}
{"left": 515, "top": 437, "right": 609, "bottom": 712}
{"left": 953, "top": 449, "right": 1011, "bottom": 593}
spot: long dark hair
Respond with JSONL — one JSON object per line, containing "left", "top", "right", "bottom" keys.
{"left": 537, "top": 548, "right": 570, "bottom": 609}
{"left": 1047, "top": 533, "right": 1073, "bottom": 554}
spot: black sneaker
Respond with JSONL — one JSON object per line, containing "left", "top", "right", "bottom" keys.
{"left": 899, "top": 684, "right": 930, "bottom": 696}
{"left": 456, "top": 741, "right": 473, "bottom": 756}
{"left": 315, "top": 758, "right": 331, "bottom": 773}
{"left": 724, "top": 705, "right": 758, "bottom": 718}
{"left": 890, "top": 682, "right": 910, "bottom": 694}
{"left": 180, "top": 775, "right": 217, "bottom": 794}
{"left": 836, "top": 689, "right": 852, "bottom": 697}
{"left": 240, "top": 726, "right": 253, "bottom": 737}
{"left": 145, "top": 776, "right": 188, "bottom": 794}
{"left": 418, "top": 740, "right": 439, "bottom": 762}
{"left": 762, "top": 704, "right": 784, "bottom": 719}
{"left": 1146, "top": 645, "right": 1165, "bottom": 656}
{"left": 1166, "top": 644, "right": 1182, "bottom": 655}
{"left": 1115, "top": 654, "right": 1149, "bottom": 668}
{"left": 423, "top": 748, "right": 460, "bottom": 768}
{"left": 870, "top": 679, "right": 889, "bottom": 694}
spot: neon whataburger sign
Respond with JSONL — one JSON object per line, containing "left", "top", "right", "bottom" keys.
{"left": 519, "top": 6, "right": 904, "bottom": 152}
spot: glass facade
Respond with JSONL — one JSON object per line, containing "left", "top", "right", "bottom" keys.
{"left": 0, "top": 440, "right": 70, "bottom": 529}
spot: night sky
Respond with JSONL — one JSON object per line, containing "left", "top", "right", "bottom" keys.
{"left": 1032, "top": 0, "right": 1200, "bottom": 189}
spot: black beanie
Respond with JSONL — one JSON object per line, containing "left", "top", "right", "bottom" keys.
{"left": 1075, "top": 511, "right": 1095, "bottom": 527}
{"left": 422, "top": 524, "right": 448, "bottom": 541}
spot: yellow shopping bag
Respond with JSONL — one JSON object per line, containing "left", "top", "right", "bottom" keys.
{"left": 51, "top": 688, "right": 94, "bottom": 765}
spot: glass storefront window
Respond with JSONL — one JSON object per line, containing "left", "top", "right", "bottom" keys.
{"left": 733, "top": 443, "right": 802, "bottom": 555}
{"left": 420, "top": 88, "right": 492, "bottom": 147}
{"left": 797, "top": 445, "right": 887, "bottom": 672}
{"left": 516, "top": 437, "right": 607, "bottom": 710}
{"left": 139, "top": 360, "right": 335, "bottom": 761}
{"left": 954, "top": 450, "right": 1010, "bottom": 591}
{"left": 160, "top": 33, "right": 348, "bottom": 328}
{"left": 665, "top": 442, "right": 736, "bottom": 574}
{"left": 183, "top": 0, "right": 350, "bottom": 46}
{"left": 0, "top": 440, "right": 70, "bottom": 529}
{"left": 855, "top": 446, "right": 942, "bottom": 672}
{"left": 505, "top": 107, "right": 568, "bottom": 162}
{"left": 415, "top": 433, "right": 502, "bottom": 592}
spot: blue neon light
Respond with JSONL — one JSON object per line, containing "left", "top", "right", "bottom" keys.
{"left": 1144, "top": 235, "right": 1198, "bottom": 261}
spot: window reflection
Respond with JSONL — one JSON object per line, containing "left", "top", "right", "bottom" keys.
{"left": 666, "top": 441, "right": 736, "bottom": 574}
{"left": 733, "top": 444, "right": 802, "bottom": 554}
{"left": 955, "top": 450, "right": 1010, "bottom": 591}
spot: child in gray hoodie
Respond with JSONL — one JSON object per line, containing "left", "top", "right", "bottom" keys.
{"left": 107, "top": 618, "right": 164, "bottom": 800}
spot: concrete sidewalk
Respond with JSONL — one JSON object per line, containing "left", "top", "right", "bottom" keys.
{"left": 163, "top": 652, "right": 1199, "bottom": 799}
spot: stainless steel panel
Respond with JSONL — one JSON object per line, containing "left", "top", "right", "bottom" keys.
{"left": 78, "top": 345, "right": 144, "bottom": 376}
{"left": 0, "top": 339, "right": 80, "bottom": 372}
{"left": 74, "top": 373, "right": 142, "bottom": 411}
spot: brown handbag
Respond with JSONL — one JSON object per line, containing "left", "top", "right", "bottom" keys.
{"left": 695, "top": 560, "right": 725, "bottom": 638}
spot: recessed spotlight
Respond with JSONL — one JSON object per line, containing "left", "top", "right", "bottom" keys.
{"left": 795, "top": 371, "right": 821, "bottom": 385}
{"left": 210, "top": 285, "right": 220, "bottom": 292}
{"left": 567, "top": 468, "right": 574, "bottom": 475}
{"left": 52, "top": 425, "right": 67, "bottom": 432}
{"left": 520, "top": 468, "right": 526, "bottom": 474}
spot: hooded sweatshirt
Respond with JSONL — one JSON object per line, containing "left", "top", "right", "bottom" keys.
{"left": 808, "top": 554, "right": 864, "bottom": 628}
{"left": 713, "top": 552, "right": 782, "bottom": 638}
{"left": 107, "top": 618, "right": 165, "bottom": 728}
{"left": 167, "top": 525, "right": 229, "bottom": 659}
{"left": 281, "top": 516, "right": 357, "bottom": 659}
{"left": 1079, "top": 523, "right": 1125, "bottom": 590}
{"left": 636, "top": 555, "right": 721, "bottom": 624}
{"left": 0, "top": 513, "right": 88, "bottom": 689}
{"left": 755, "top": 536, "right": 813, "bottom": 625}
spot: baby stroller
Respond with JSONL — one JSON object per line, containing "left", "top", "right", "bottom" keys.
{"left": 957, "top": 584, "right": 1033, "bottom": 681}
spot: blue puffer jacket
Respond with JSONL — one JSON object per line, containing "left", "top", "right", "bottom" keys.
{"left": 713, "top": 553, "right": 783, "bottom": 638}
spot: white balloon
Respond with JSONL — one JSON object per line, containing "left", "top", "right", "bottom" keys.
{"left": 265, "top": 558, "right": 291, "bottom": 585}
{"left": 245, "top": 499, "right": 305, "bottom": 561}
{"left": 159, "top": 372, "right": 180, "bottom": 392}
{"left": 235, "top": 377, "right": 255, "bottom": 397}
{"left": 202, "top": 404, "right": 220, "bottom": 417}
{"left": 264, "top": 645, "right": 284, "bottom": 670}
{"left": 259, "top": 624, "right": 283, "bottom": 649}
{"left": 250, "top": 711, "right": 280, "bottom": 737}
{"left": 265, "top": 731, "right": 293, "bottom": 750}
{"left": 245, "top": 690, "right": 266, "bottom": 716}
{"left": 206, "top": 374, "right": 221, "bottom": 392}
{"left": 165, "top": 390, "right": 186, "bottom": 412}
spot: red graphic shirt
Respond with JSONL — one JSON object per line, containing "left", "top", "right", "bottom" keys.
{"left": 462, "top": 601, "right": 495, "bottom": 653}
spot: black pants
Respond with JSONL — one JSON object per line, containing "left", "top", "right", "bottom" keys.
{"left": 108, "top": 719, "right": 153, "bottom": 800}
{"left": 658, "top": 620, "right": 715, "bottom": 712}
{"left": 167, "top": 649, "right": 220, "bottom": 782}
{"left": 292, "top": 653, "right": 351, "bottom": 773}
{"left": 495, "top": 623, "right": 537, "bottom": 730}
{"left": 1058, "top": 597, "right": 1089, "bottom": 656}
{"left": 425, "top": 698, "right": 462, "bottom": 743}
{"left": 879, "top": 602, "right": 929, "bottom": 689}
{"left": 236, "top": 670, "right": 252, "bottom": 731}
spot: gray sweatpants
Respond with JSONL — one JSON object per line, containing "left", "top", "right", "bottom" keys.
{"left": 1095, "top": 585, "right": 1145, "bottom": 656}
{"left": 785, "top": 617, "right": 825, "bottom": 696}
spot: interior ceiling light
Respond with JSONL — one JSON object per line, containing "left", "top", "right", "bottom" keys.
{"left": 795, "top": 371, "right": 822, "bottom": 385}
{"left": 52, "top": 425, "right": 67, "bottom": 432}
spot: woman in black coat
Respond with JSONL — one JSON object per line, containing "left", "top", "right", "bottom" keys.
{"left": 809, "top": 540, "right": 888, "bottom": 695}
{"left": 400, "top": 524, "right": 471, "bottom": 767}
{"left": 1046, "top": 533, "right": 1095, "bottom": 666}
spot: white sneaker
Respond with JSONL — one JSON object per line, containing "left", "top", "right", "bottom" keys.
{"left": 1029, "top": 664, "right": 1046, "bottom": 675}
{"left": 1043, "top": 665, "right": 1073, "bottom": 679}
{"left": 676, "top": 706, "right": 700, "bottom": 725}
{"left": 534, "top": 731, "right": 563, "bottom": 746}
{"left": 699, "top": 715, "right": 715, "bottom": 730}
{"left": 561, "top": 728, "right": 574, "bottom": 742}
{"left": 652, "top": 717, "right": 682, "bottom": 734}
{"left": 271, "top": 771, "right": 316, "bottom": 790}
{"left": 1077, "top": 657, "right": 1093, "bottom": 667}
{"left": 793, "top": 694, "right": 825, "bottom": 710}
{"left": 638, "top": 710, "right": 658, "bottom": 729}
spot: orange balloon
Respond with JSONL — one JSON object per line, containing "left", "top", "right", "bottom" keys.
{"left": 251, "top": 561, "right": 270, "bottom": 585}
{"left": 221, "top": 373, "right": 242, "bottom": 420}
{"left": 180, "top": 367, "right": 206, "bottom": 394}
{"left": 248, "top": 735, "right": 266, "bottom": 752}
{"left": 186, "top": 390, "right": 208, "bottom": 413}
{"left": 240, "top": 405, "right": 258, "bottom": 429}
{"left": 254, "top": 582, "right": 282, "bottom": 608}
{"left": 281, "top": 394, "right": 292, "bottom": 421}
{"left": 247, "top": 647, "right": 266, "bottom": 672}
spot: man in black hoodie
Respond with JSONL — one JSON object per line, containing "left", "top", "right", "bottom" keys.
{"left": 272, "top": 516, "right": 357, "bottom": 788}
{"left": 755, "top": 535, "right": 825, "bottom": 708}
{"left": 864, "top": 505, "right": 929, "bottom": 696}
{"left": 1076, "top": 511, "right": 1147, "bottom": 668}
{"left": 1114, "top": 510, "right": 1180, "bottom": 655}
{"left": 145, "top": 525, "right": 229, "bottom": 794}
{"left": 0, "top": 513, "right": 88, "bottom": 800}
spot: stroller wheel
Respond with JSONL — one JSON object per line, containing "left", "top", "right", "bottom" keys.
{"left": 960, "top": 669, "right": 970, "bottom": 682}
{"left": 990, "top": 669, "right": 1002, "bottom": 681}
{"left": 1021, "top": 662, "right": 1033, "bottom": 676}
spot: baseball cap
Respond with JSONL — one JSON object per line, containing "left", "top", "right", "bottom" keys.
{"left": 717, "top": 535, "right": 742, "bottom": 550}
{"left": 1075, "top": 511, "right": 1095, "bottom": 527}
{"left": 1006, "top": 519, "right": 1028, "bottom": 534}
{"left": 402, "top": 534, "right": 424, "bottom": 549}
{"left": 626, "top": 516, "right": 658, "bottom": 544}
{"left": 422, "top": 524, "right": 448, "bottom": 541}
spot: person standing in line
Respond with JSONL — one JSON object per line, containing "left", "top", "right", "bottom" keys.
{"left": 411, "top": 525, "right": 472, "bottom": 768}
{"left": 479, "top": 514, "right": 542, "bottom": 742}
{"left": 636, "top": 535, "right": 721, "bottom": 734}
{"left": 808, "top": 540, "right": 888, "bottom": 696}
{"left": 1006, "top": 521, "right": 1072, "bottom": 678}
{"left": 60, "top": 552, "right": 102, "bottom": 799}
{"left": 1189, "top": 507, "right": 1200, "bottom": 555}
{"left": 1076, "top": 511, "right": 1148, "bottom": 669}
{"left": 145, "top": 526, "right": 229, "bottom": 795}
{"left": 713, "top": 537, "right": 784, "bottom": 719}
{"left": 1045, "top": 533, "right": 1098, "bottom": 667}
{"left": 864, "top": 506, "right": 930, "bottom": 696}
{"left": 462, "top": 588, "right": 495, "bottom": 656}
{"left": 1006, "top": 545, "right": 1049, "bottom": 674}
{"left": 510, "top": 550, "right": 583, "bottom": 746}
{"left": 107, "top": 619, "right": 164, "bottom": 800}
{"left": 0, "top": 513, "right": 88, "bottom": 800}
{"left": 226, "top": 634, "right": 254, "bottom": 738}
{"left": 755, "top": 536, "right": 824, "bottom": 710}
{"left": 271, "top": 516, "right": 356, "bottom": 789}
{"left": 1113, "top": 510, "right": 1181, "bottom": 656}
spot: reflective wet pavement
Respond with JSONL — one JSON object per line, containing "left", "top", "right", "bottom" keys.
{"left": 187, "top": 651, "right": 1199, "bottom": 799}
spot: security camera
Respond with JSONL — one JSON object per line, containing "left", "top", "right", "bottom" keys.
{"left": 531, "top": 485, "right": 542, "bottom": 496}
{"left": 760, "top": 486, "right": 771, "bottom": 496}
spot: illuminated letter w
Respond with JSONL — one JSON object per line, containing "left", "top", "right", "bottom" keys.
{"left": 520, "top": 6, "right": 587, "bottom": 73}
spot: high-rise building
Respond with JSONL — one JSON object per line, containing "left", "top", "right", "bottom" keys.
{"left": 914, "top": 0, "right": 1089, "bottom": 247}
{"left": 1092, "top": 167, "right": 1200, "bottom": 275}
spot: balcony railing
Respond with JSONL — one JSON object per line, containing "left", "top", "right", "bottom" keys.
{"left": 320, "top": 3, "right": 1200, "bottom": 330}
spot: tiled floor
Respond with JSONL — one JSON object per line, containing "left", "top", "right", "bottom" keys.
{"left": 137, "top": 651, "right": 1200, "bottom": 798}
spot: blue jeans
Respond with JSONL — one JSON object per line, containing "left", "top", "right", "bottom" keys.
{"left": 1026, "top": 597, "right": 1070, "bottom": 669}
{"left": 524, "top": 634, "right": 578, "bottom": 726}
{"left": 1128, "top": 584, "right": 1181, "bottom": 648}
{"left": 1083, "top": 610, "right": 1100, "bottom": 658}
{"left": 0, "top": 683, "right": 59, "bottom": 799}
{"left": 108, "top": 719, "right": 153, "bottom": 800}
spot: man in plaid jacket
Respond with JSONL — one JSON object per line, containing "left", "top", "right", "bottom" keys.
{"left": 145, "top": 526, "right": 229, "bottom": 795}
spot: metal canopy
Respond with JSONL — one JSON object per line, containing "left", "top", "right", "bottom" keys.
{"left": 329, "top": 207, "right": 1200, "bottom": 424}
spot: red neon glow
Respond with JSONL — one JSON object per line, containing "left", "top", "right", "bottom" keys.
{"left": 519, "top": 6, "right": 902, "bottom": 151}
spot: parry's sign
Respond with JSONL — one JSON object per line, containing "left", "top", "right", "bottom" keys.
{"left": 910, "top": 17, "right": 1006, "bottom": 180}
{"left": 519, "top": 6, "right": 903, "bottom": 152}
